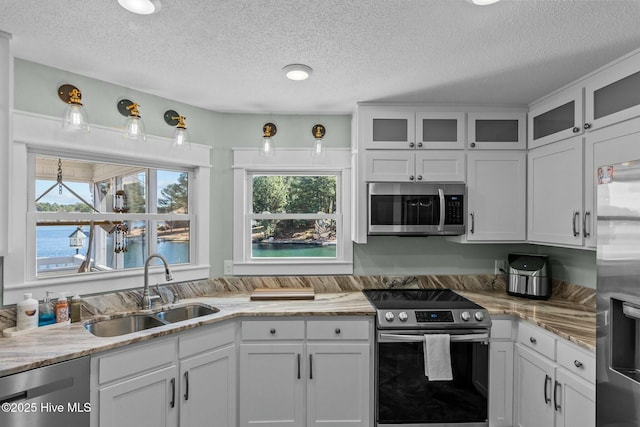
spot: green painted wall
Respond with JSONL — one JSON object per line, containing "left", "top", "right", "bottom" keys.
{"left": 12, "top": 59, "right": 597, "bottom": 288}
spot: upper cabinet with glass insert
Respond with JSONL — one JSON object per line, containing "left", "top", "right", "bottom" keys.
{"left": 585, "top": 52, "right": 640, "bottom": 132}
{"left": 361, "top": 109, "right": 466, "bottom": 150}
{"left": 528, "top": 87, "right": 584, "bottom": 149}
{"left": 468, "top": 112, "right": 526, "bottom": 150}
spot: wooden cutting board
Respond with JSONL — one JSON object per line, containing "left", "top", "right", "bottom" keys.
{"left": 250, "top": 287, "right": 315, "bottom": 301}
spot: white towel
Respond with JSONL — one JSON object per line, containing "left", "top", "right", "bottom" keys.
{"left": 423, "top": 334, "right": 453, "bottom": 381}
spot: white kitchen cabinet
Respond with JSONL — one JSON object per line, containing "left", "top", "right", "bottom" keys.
{"left": 239, "top": 318, "right": 372, "bottom": 427}
{"left": 361, "top": 109, "right": 416, "bottom": 149}
{"left": 513, "top": 322, "right": 595, "bottom": 427}
{"left": 528, "top": 87, "right": 584, "bottom": 149}
{"left": 365, "top": 150, "right": 465, "bottom": 182}
{"left": 468, "top": 112, "right": 526, "bottom": 150}
{"left": 416, "top": 112, "right": 466, "bottom": 149}
{"left": 584, "top": 51, "right": 640, "bottom": 132}
{"left": 464, "top": 151, "right": 526, "bottom": 242}
{"left": 489, "top": 318, "right": 514, "bottom": 427}
{"left": 0, "top": 32, "right": 10, "bottom": 257}
{"left": 527, "top": 136, "right": 585, "bottom": 246}
{"left": 92, "top": 321, "right": 237, "bottom": 427}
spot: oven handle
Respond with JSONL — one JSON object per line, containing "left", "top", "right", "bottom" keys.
{"left": 379, "top": 332, "right": 489, "bottom": 343}
{"left": 437, "top": 188, "right": 445, "bottom": 232}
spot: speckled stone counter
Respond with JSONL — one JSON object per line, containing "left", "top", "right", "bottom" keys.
{"left": 0, "top": 275, "right": 596, "bottom": 377}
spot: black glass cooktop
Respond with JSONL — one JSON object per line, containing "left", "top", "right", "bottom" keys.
{"left": 362, "top": 289, "right": 483, "bottom": 310}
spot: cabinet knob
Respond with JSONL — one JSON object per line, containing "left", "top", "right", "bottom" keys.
{"left": 335, "top": 328, "right": 341, "bottom": 334}
{"left": 572, "top": 126, "right": 580, "bottom": 133}
{"left": 529, "top": 337, "right": 537, "bottom": 344}
{"left": 270, "top": 328, "right": 276, "bottom": 334}
{"left": 417, "top": 142, "right": 423, "bottom": 148}
{"left": 409, "top": 142, "right": 415, "bottom": 148}
{"left": 470, "top": 142, "right": 476, "bottom": 148}
{"left": 409, "top": 175, "right": 415, "bottom": 181}
{"left": 417, "top": 175, "right": 423, "bottom": 181}
{"left": 574, "top": 360, "right": 583, "bottom": 368}
{"left": 584, "top": 123, "right": 592, "bottom": 130}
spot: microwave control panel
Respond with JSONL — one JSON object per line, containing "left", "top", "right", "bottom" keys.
{"left": 445, "top": 195, "right": 464, "bottom": 224}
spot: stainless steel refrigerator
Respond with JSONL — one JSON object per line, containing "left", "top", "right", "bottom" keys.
{"left": 597, "top": 159, "right": 640, "bottom": 426}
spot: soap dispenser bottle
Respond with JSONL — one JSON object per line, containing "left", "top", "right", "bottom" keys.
{"left": 17, "top": 293, "right": 39, "bottom": 331}
{"left": 38, "top": 291, "right": 56, "bottom": 326}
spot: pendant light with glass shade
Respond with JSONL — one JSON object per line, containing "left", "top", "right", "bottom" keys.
{"left": 58, "top": 84, "right": 90, "bottom": 132}
{"left": 117, "top": 99, "right": 146, "bottom": 141}
{"left": 164, "top": 110, "right": 191, "bottom": 150}
{"left": 259, "top": 122, "right": 277, "bottom": 156}
{"left": 311, "top": 124, "right": 326, "bottom": 158}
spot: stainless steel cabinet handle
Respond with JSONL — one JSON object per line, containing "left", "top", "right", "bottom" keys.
{"left": 530, "top": 337, "right": 537, "bottom": 344}
{"left": 184, "top": 371, "right": 189, "bottom": 401}
{"left": 583, "top": 211, "right": 591, "bottom": 238}
{"left": 417, "top": 142, "right": 423, "bottom": 148}
{"left": 409, "top": 175, "right": 415, "bottom": 181}
{"left": 544, "top": 375, "right": 551, "bottom": 404}
{"left": 572, "top": 211, "right": 580, "bottom": 237}
{"left": 470, "top": 142, "right": 476, "bottom": 148}
{"left": 574, "top": 360, "right": 583, "bottom": 368}
{"left": 170, "top": 378, "right": 176, "bottom": 408}
{"left": 572, "top": 126, "right": 580, "bottom": 133}
{"left": 409, "top": 142, "right": 415, "bottom": 148}
{"left": 270, "top": 328, "right": 276, "bottom": 334}
{"left": 554, "top": 380, "right": 561, "bottom": 411}
{"left": 470, "top": 212, "right": 475, "bottom": 234}
{"left": 297, "top": 353, "right": 301, "bottom": 379}
{"left": 309, "top": 354, "right": 313, "bottom": 380}
{"left": 584, "top": 123, "right": 592, "bottom": 130}
{"left": 417, "top": 175, "right": 423, "bottom": 181}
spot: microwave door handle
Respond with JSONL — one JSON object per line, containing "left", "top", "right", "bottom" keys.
{"left": 379, "top": 333, "right": 489, "bottom": 343}
{"left": 438, "top": 188, "right": 445, "bottom": 232}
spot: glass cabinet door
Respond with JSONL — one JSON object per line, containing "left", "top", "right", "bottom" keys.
{"left": 362, "top": 110, "right": 415, "bottom": 149}
{"left": 528, "top": 87, "right": 583, "bottom": 149}
{"left": 468, "top": 112, "right": 526, "bottom": 150}
{"left": 416, "top": 112, "right": 465, "bottom": 149}
{"left": 585, "top": 53, "right": 640, "bottom": 131}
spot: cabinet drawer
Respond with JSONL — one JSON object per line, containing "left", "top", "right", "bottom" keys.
{"left": 517, "top": 322, "right": 556, "bottom": 360}
{"left": 490, "top": 318, "right": 514, "bottom": 340}
{"left": 557, "top": 340, "right": 595, "bottom": 383}
{"left": 241, "top": 320, "right": 305, "bottom": 340}
{"left": 179, "top": 321, "right": 235, "bottom": 359}
{"left": 307, "top": 320, "right": 370, "bottom": 341}
{"left": 97, "top": 338, "right": 177, "bottom": 384}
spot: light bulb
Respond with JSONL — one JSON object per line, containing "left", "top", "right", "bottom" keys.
{"left": 62, "top": 104, "right": 90, "bottom": 132}
{"left": 172, "top": 127, "right": 190, "bottom": 150}
{"left": 260, "top": 137, "right": 275, "bottom": 156}
{"left": 124, "top": 116, "right": 146, "bottom": 141}
{"left": 311, "top": 138, "right": 325, "bottom": 158}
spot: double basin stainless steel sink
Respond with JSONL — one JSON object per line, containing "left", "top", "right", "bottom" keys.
{"left": 84, "top": 304, "right": 219, "bottom": 337}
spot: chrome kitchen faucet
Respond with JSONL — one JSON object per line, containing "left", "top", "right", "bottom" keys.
{"left": 141, "top": 253, "right": 174, "bottom": 310}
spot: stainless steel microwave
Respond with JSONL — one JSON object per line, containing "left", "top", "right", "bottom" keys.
{"left": 367, "top": 182, "right": 465, "bottom": 236}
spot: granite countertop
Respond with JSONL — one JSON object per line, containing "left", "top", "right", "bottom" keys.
{"left": 0, "top": 289, "right": 595, "bottom": 377}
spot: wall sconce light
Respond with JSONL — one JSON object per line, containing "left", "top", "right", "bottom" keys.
{"left": 260, "top": 122, "right": 277, "bottom": 156}
{"left": 58, "top": 84, "right": 89, "bottom": 132}
{"left": 164, "top": 110, "right": 191, "bottom": 150}
{"left": 117, "top": 99, "right": 147, "bottom": 141}
{"left": 311, "top": 124, "right": 326, "bottom": 158}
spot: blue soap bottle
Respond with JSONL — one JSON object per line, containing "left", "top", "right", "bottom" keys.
{"left": 38, "top": 291, "right": 56, "bottom": 326}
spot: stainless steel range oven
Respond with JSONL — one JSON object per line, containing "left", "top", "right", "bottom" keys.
{"left": 363, "top": 289, "right": 491, "bottom": 427}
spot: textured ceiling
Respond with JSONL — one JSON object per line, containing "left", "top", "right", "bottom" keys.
{"left": 1, "top": 0, "right": 640, "bottom": 114}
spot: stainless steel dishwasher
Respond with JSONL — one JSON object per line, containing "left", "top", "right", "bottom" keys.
{"left": 0, "top": 356, "right": 90, "bottom": 427}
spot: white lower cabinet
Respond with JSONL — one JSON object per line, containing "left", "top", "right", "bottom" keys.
{"left": 489, "top": 318, "right": 514, "bottom": 427}
{"left": 513, "top": 322, "right": 594, "bottom": 427}
{"left": 239, "top": 318, "right": 372, "bottom": 427}
{"left": 91, "top": 321, "right": 236, "bottom": 427}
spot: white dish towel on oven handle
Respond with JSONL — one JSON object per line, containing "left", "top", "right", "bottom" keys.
{"left": 423, "top": 334, "right": 453, "bottom": 381}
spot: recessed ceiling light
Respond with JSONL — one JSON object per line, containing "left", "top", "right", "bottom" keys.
{"left": 117, "top": 0, "right": 161, "bottom": 15}
{"left": 471, "top": 0, "right": 501, "bottom": 5}
{"left": 283, "top": 64, "right": 313, "bottom": 81}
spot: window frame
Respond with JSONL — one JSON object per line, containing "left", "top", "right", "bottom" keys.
{"left": 4, "top": 111, "right": 211, "bottom": 304}
{"left": 232, "top": 148, "right": 353, "bottom": 276}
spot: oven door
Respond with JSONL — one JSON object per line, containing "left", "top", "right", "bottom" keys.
{"left": 376, "top": 330, "right": 489, "bottom": 427}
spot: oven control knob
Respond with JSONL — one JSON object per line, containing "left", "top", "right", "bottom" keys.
{"left": 398, "top": 312, "right": 408, "bottom": 322}
{"left": 384, "top": 312, "right": 395, "bottom": 322}
{"left": 474, "top": 311, "right": 485, "bottom": 321}
{"left": 461, "top": 311, "right": 471, "bottom": 321}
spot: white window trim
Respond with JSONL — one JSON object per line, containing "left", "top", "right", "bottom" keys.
{"left": 4, "top": 111, "right": 211, "bottom": 304}
{"left": 232, "top": 147, "right": 353, "bottom": 276}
